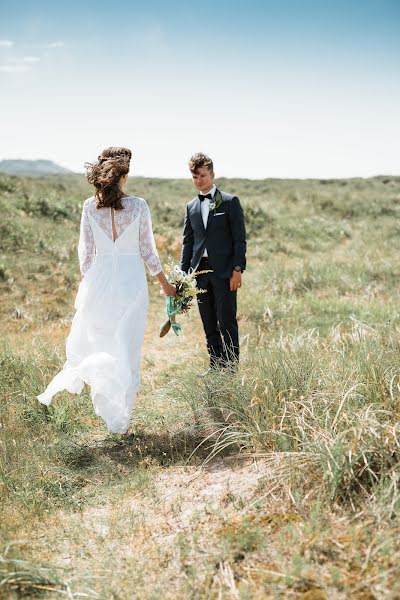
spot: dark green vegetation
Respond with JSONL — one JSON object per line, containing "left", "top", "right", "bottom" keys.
{"left": 1, "top": 173, "right": 400, "bottom": 598}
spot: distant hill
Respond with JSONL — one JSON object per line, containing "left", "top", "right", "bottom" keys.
{"left": 0, "top": 159, "right": 73, "bottom": 176}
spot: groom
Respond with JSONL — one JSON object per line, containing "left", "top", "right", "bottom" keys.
{"left": 180, "top": 152, "right": 246, "bottom": 369}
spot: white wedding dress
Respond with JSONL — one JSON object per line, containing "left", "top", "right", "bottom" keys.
{"left": 37, "top": 195, "right": 162, "bottom": 433}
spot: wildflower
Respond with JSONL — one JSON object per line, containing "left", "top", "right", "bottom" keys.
{"left": 160, "top": 259, "right": 211, "bottom": 336}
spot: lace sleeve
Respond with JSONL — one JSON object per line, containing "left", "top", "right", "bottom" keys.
{"left": 139, "top": 199, "right": 162, "bottom": 276}
{"left": 77, "top": 200, "right": 95, "bottom": 276}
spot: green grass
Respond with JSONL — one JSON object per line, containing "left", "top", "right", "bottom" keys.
{"left": 1, "top": 172, "right": 400, "bottom": 598}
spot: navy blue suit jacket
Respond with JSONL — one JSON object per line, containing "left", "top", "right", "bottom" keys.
{"left": 180, "top": 189, "right": 246, "bottom": 279}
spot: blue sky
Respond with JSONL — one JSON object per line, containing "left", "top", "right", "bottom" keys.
{"left": 0, "top": 0, "right": 399, "bottom": 178}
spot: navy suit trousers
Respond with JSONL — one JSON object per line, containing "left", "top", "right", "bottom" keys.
{"left": 196, "top": 259, "right": 239, "bottom": 367}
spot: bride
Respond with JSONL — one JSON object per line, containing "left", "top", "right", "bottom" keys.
{"left": 37, "top": 147, "right": 176, "bottom": 435}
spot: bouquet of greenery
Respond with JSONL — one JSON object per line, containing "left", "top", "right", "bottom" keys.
{"left": 159, "top": 260, "right": 211, "bottom": 337}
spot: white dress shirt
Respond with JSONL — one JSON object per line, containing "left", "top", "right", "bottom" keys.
{"left": 199, "top": 185, "right": 216, "bottom": 257}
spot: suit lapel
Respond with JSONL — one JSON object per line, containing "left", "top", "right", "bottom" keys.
{"left": 206, "top": 204, "right": 213, "bottom": 229}
{"left": 206, "top": 188, "right": 222, "bottom": 229}
{"left": 192, "top": 196, "right": 206, "bottom": 233}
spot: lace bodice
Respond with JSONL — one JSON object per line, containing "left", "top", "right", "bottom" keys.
{"left": 78, "top": 196, "right": 162, "bottom": 277}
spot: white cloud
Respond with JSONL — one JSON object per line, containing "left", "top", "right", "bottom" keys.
{"left": 7, "top": 55, "right": 40, "bottom": 64}
{"left": 28, "top": 40, "right": 65, "bottom": 50}
{"left": 0, "top": 40, "right": 14, "bottom": 48}
{"left": 0, "top": 64, "right": 29, "bottom": 73}
{"left": 0, "top": 55, "right": 40, "bottom": 73}
{"left": 46, "top": 41, "right": 64, "bottom": 49}
{"left": 20, "top": 56, "right": 40, "bottom": 63}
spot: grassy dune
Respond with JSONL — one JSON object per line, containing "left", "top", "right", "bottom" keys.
{"left": 1, "top": 173, "right": 400, "bottom": 598}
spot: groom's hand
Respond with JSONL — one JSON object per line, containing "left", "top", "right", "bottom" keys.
{"left": 230, "top": 271, "right": 242, "bottom": 292}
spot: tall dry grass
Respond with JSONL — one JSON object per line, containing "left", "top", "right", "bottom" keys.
{"left": 1, "top": 173, "right": 400, "bottom": 597}
{"left": 175, "top": 321, "right": 400, "bottom": 512}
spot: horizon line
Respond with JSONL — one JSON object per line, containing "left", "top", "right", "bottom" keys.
{"left": 0, "top": 171, "right": 399, "bottom": 182}
{"left": 0, "top": 159, "right": 399, "bottom": 181}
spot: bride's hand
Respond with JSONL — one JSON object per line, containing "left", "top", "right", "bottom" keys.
{"left": 156, "top": 271, "right": 176, "bottom": 296}
{"left": 163, "top": 283, "right": 176, "bottom": 297}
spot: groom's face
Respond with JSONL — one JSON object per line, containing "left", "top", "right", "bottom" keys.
{"left": 192, "top": 166, "right": 214, "bottom": 193}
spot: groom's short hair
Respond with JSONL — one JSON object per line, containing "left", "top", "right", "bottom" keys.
{"left": 189, "top": 153, "right": 214, "bottom": 174}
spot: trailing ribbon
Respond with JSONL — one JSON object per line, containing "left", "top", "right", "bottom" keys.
{"left": 159, "top": 295, "right": 182, "bottom": 337}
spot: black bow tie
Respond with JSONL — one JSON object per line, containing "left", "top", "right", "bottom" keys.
{"left": 199, "top": 193, "right": 212, "bottom": 201}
